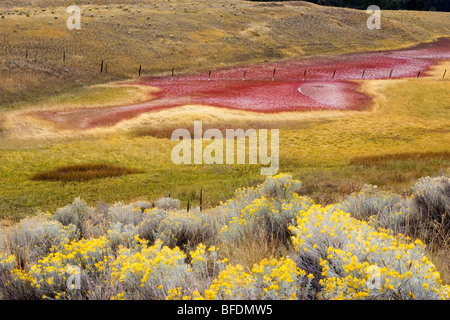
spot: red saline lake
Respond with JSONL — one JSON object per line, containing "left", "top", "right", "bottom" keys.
{"left": 36, "top": 38, "right": 450, "bottom": 130}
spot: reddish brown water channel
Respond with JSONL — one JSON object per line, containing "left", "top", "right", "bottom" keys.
{"left": 35, "top": 38, "right": 450, "bottom": 130}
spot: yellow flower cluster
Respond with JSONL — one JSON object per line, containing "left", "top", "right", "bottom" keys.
{"left": 9, "top": 236, "right": 110, "bottom": 299}
{"left": 111, "top": 239, "right": 189, "bottom": 299}
{"left": 290, "top": 205, "right": 450, "bottom": 300}
{"left": 0, "top": 253, "right": 15, "bottom": 274}
{"left": 202, "top": 257, "right": 310, "bottom": 300}
{"left": 1, "top": 174, "right": 448, "bottom": 301}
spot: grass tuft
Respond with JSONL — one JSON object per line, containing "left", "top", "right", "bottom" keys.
{"left": 31, "top": 164, "right": 141, "bottom": 182}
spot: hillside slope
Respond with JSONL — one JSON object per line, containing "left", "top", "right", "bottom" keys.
{"left": 0, "top": 0, "right": 449, "bottom": 108}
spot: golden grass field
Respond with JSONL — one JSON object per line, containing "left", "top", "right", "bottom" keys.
{"left": 0, "top": 1, "right": 449, "bottom": 283}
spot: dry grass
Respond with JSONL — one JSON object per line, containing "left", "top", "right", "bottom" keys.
{"left": 351, "top": 151, "right": 450, "bottom": 166}
{"left": 0, "top": 0, "right": 449, "bottom": 109}
{"left": 219, "top": 230, "right": 292, "bottom": 269}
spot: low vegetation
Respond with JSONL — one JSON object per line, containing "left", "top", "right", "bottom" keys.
{"left": 0, "top": 174, "right": 448, "bottom": 300}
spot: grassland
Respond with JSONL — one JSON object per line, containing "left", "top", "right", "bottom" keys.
{"left": 0, "top": 76, "right": 448, "bottom": 221}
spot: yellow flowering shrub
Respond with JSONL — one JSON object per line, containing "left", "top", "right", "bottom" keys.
{"left": 8, "top": 236, "right": 111, "bottom": 300}
{"left": 0, "top": 253, "right": 15, "bottom": 274}
{"left": 290, "top": 205, "right": 450, "bottom": 300}
{"left": 0, "top": 174, "right": 448, "bottom": 300}
{"left": 219, "top": 174, "right": 313, "bottom": 244}
{"left": 189, "top": 244, "right": 226, "bottom": 277}
{"left": 202, "top": 257, "right": 313, "bottom": 300}
{"left": 137, "top": 208, "right": 216, "bottom": 248}
{"left": 110, "top": 239, "right": 189, "bottom": 299}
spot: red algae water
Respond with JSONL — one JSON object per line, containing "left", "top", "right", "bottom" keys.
{"left": 37, "top": 38, "right": 450, "bottom": 130}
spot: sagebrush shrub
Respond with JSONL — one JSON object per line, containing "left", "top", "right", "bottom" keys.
{"left": 219, "top": 174, "right": 313, "bottom": 245}
{"left": 108, "top": 222, "right": 139, "bottom": 251}
{"left": 155, "top": 210, "right": 216, "bottom": 248}
{"left": 260, "top": 173, "right": 303, "bottom": 201}
{"left": 107, "top": 200, "right": 151, "bottom": 226}
{"left": 53, "top": 197, "right": 90, "bottom": 238}
{"left": 1, "top": 174, "right": 449, "bottom": 300}
{"left": 5, "top": 213, "right": 78, "bottom": 268}
{"left": 411, "top": 176, "right": 450, "bottom": 243}
{"left": 289, "top": 205, "right": 450, "bottom": 300}
{"left": 340, "top": 185, "right": 402, "bottom": 221}
{"left": 155, "top": 197, "right": 180, "bottom": 211}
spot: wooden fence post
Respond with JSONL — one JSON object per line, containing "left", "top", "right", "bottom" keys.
{"left": 200, "top": 187, "right": 203, "bottom": 212}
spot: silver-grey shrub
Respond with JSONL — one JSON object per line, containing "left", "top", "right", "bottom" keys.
{"left": 260, "top": 173, "right": 303, "bottom": 201}
{"left": 411, "top": 176, "right": 450, "bottom": 244}
{"left": 107, "top": 200, "right": 152, "bottom": 226}
{"left": 340, "top": 185, "right": 402, "bottom": 221}
{"left": 53, "top": 197, "right": 90, "bottom": 238}
{"left": 155, "top": 197, "right": 180, "bottom": 211}
{"left": 5, "top": 213, "right": 78, "bottom": 267}
{"left": 108, "top": 222, "right": 139, "bottom": 251}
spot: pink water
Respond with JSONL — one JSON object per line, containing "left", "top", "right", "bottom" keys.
{"left": 37, "top": 38, "right": 450, "bottom": 129}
